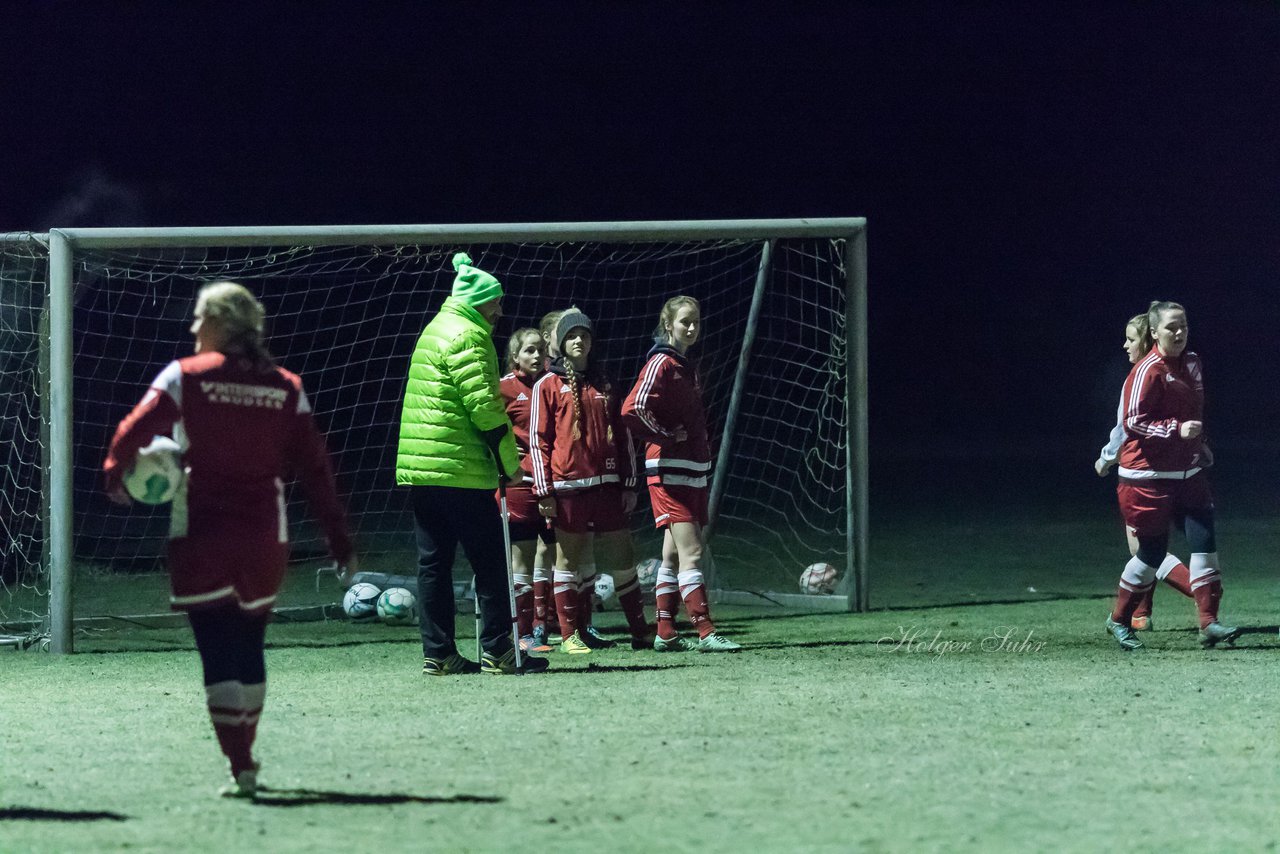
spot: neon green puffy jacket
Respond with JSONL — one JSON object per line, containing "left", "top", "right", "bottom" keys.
{"left": 395, "top": 297, "right": 519, "bottom": 489}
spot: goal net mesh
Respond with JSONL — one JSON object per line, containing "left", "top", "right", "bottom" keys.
{"left": 0, "top": 236, "right": 48, "bottom": 644}
{"left": 1, "top": 235, "right": 851, "bottom": 643}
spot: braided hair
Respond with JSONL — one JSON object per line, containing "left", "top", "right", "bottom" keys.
{"left": 563, "top": 358, "right": 584, "bottom": 441}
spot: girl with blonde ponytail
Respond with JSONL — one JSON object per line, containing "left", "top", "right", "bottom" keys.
{"left": 103, "top": 280, "right": 355, "bottom": 798}
{"left": 623, "top": 295, "right": 740, "bottom": 652}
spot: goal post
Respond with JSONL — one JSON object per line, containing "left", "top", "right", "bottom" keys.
{"left": 2, "top": 219, "right": 868, "bottom": 653}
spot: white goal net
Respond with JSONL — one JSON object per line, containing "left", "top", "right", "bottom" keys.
{"left": 0, "top": 221, "right": 866, "bottom": 651}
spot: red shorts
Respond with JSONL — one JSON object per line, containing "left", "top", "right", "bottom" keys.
{"left": 554, "top": 485, "right": 628, "bottom": 535}
{"left": 497, "top": 482, "right": 555, "bottom": 544}
{"left": 648, "top": 481, "right": 708, "bottom": 528}
{"left": 168, "top": 534, "right": 288, "bottom": 614}
{"left": 1117, "top": 474, "right": 1213, "bottom": 538}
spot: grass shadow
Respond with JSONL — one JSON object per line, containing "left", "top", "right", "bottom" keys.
{"left": 744, "top": 639, "right": 884, "bottom": 652}
{"left": 251, "top": 788, "right": 501, "bottom": 808}
{"left": 552, "top": 662, "right": 696, "bottom": 674}
{"left": 0, "top": 806, "right": 129, "bottom": 822}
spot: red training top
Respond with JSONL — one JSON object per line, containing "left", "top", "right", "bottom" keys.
{"left": 103, "top": 352, "right": 353, "bottom": 561}
{"left": 528, "top": 360, "right": 636, "bottom": 497}
{"left": 1118, "top": 347, "right": 1208, "bottom": 479}
{"left": 499, "top": 369, "right": 539, "bottom": 481}
{"left": 622, "top": 345, "right": 712, "bottom": 489}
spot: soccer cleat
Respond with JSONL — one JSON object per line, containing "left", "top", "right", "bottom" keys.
{"left": 219, "top": 765, "right": 258, "bottom": 799}
{"left": 696, "top": 633, "right": 742, "bottom": 653}
{"left": 1131, "top": 615, "right": 1152, "bottom": 632}
{"left": 1105, "top": 616, "right": 1143, "bottom": 651}
{"left": 560, "top": 631, "right": 592, "bottom": 654}
{"left": 530, "top": 624, "right": 553, "bottom": 647}
{"left": 482, "top": 647, "right": 550, "bottom": 674}
{"left": 630, "top": 630, "right": 657, "bottom": 651}
{"left": 422, "top": 653, "right": 482, "bottom": 676}
{"left": 581, "top": 625, "right": 617, "bottom": 649}
{"left": 520, "top": 635, "right": 553, "bottom": 654}
{"left": 653, "top": 633, "right": 696, "bottom": 652}
{"left": 1198, "top": 622, "right": 1242, "bottom": 649}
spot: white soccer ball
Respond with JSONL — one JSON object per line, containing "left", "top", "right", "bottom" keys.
{"left": 592, "top": 573, "right": 617, "bottom": 610}
{"left": 799, "top": 562, "right": 838, "bottom": 595}
{"left": 377, "top": 586, "right": 417, "bottom": 625}
{"left": 123, "top": 435, "right": 184, "bottom": 505}
{"left": 342, "top": 582, "right": 382, "bottom": 622}
{"left": 634, "top": 558, "right": 662, "bottom": 592}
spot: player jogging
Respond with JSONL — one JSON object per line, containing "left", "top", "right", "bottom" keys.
{"left": 1104, "top": 300, "right": 1240, "bottom": 651}
{"left": 103, "top": 281, "right": 356, "bottom": 799}
{"left": 1094, "top": 312, "right": 1197, "bottom": 632}
{"left": 529, "top": 308, "right": 654, "bottom": 654}
{"left": 622, "top": 296, "right": 740, "bottom": 652}
{"left": 499, "top": 327, "right": 556, "bottom": 653}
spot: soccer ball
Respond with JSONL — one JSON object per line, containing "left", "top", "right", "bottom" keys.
{"left": 123, "top": 436, "right": 184, "bottom": 505}
{"left": 377, "top": 587, "right": 417, "bottom": 625}
{"left": 342, "top": 582, "right": 382, "bottom": 621}
{"left": 799, "top": 563, "right": 838, "bottom": 595}
{"left": 592, "top": 573, "right": 617, "bottom": 610}
{"left": 635, "top": 558, "right": 662, "bottom": 592}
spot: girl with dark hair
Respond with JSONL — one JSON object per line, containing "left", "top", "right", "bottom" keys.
{"left": 1095, "top": 312, "right": 1196, "bottom": 632}
{"left": 1104, "top": 301, "right": 1239, "bottom": 651}
{"left": 529, "top": 309, "right": 653, "bottom": 654}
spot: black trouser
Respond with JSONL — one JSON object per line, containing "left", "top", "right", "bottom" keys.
{"left": 188, "top": 605, "right": 269, "bottom": 685}
{"left": 411, "top": 485, "right": 514, "bottom": 659}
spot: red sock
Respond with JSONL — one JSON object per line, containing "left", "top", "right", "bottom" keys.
{"left": 553, "top": 585, "right": 578, "bottom": 639}
{"left": 1110, "top": 583, "right": 1152, "bottom": 625}
{"left": 1192, "top": 579, "right": 1223, "bottom": 629}
{"left": 212, "top": 722, "right": 254, "bottom": 776}
{"left": 680, "top": 584, "right": 715, "bottom": 639}
{"left": 616, "top": 582, "right": 651, "bottom": 638}
{"left": 1132, "top": 585, "right": 1155, "bottom": 620}
{"left": 515, "top": 589, "right": 535, "bottom": 637}
{"left": 532, "top": 579, "right": 552, "bottom": 631}
{"left": 655, "top": 570, "right": 680, "bottom": 640}
{"left": 1161, "top": 562, "right": 1194, "bottom": 598}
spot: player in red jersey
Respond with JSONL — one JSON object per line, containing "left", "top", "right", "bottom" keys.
{"left": 531, "top": 310, "right": 568, "bottom": 642}
{"left": 103, "top": 282, "right": 356, "bottom": 798}
{"left": 499, "top": 327, "right": 555, "bottom": 653}
{"left": 623, "top": 296, "right": 740, "bottom": 652}
{"left": 1094, "top": 312, "right": 1196, "bottom": 632}
{"left": 1104, "top": 300, "right": 1240, "bottom": 651}
{"left": 529, "top": 309, "right": 653, "bottom": 654}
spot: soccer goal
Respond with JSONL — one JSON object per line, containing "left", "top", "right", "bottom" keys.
{"left": 0, "top": 220, "right": 867, "bottom": 653}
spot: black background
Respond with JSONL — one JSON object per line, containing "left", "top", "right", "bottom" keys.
{"left": 4, "top": 1, "right": 1277, "bottom": 471}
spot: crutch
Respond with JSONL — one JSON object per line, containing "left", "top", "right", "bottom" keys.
{"left": 474, "top": 573, "right": 482, "bottom": 662}
{"left": 498, "top": 480, "right": 524, "bottom": 674}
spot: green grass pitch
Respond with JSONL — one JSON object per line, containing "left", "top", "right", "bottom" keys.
{"left": 3, "top": 566, "right": 1278, "bottom": 853}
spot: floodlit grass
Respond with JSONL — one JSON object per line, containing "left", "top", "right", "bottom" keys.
{"left": 3, "top": 577, "right": 1278, "bottom": 853}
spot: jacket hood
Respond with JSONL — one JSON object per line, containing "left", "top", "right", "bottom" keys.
{"left": 439, "top": 295, "right": 492, "bottom": 333}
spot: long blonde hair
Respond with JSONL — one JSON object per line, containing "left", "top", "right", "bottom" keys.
{"left": 1127, "top": 312, "right": 1153, "bottom": 359}
{"left": 195, "top": 281, "right": 273, "bottom": 371}
{"left": 540, "top": 309, "right": 566, "bottom": 357}
{"left": 506, "top": 327, "right": 544, "bottom": 373}
{"left": 653, "top": 295, "right": 700, "bottom": 345}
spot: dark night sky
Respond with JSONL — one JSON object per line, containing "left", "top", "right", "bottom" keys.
{"left": 4, "top": 1, "right": 1278, "bottom": 462}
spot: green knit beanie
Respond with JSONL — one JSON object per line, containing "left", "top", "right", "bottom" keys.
{"left": 450, "top": 252, "right": 503, "bottom": 307}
